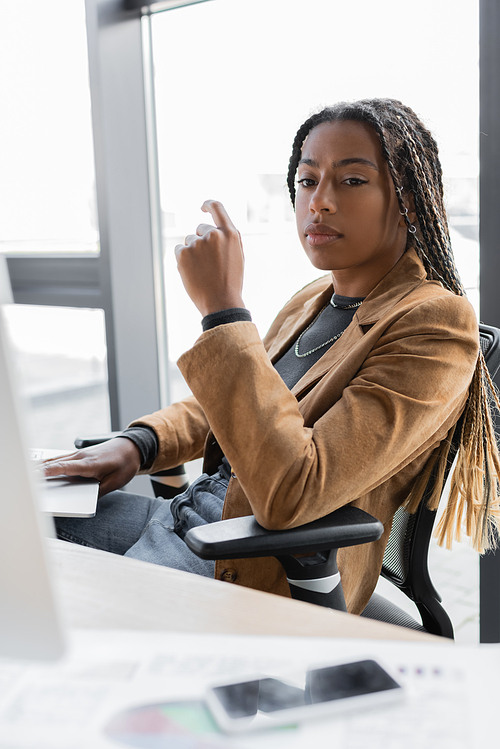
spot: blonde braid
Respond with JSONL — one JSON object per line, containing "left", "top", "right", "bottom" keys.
{"left": 436, "top": 354, "right": 500, "bottom": 552}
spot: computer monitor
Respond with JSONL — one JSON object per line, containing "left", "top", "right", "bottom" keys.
{"left": 0, "top": 257, "right": 65, "bottom": 661}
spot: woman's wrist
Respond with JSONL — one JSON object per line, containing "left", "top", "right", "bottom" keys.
{"left": 202, "top": 308, "right": 252, "bottom": 332}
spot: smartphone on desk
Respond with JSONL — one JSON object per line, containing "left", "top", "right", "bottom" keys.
{"left": 205, "top": 659, "right": 403, "bottom": 733}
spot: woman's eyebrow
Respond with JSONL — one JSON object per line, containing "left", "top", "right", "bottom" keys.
{"left": 334, "top": 157, "right": 379, "bottom": 171}
{"left": 298, "top": 156, "right": 379, "bottom": 172}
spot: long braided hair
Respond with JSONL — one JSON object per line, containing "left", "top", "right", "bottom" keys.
{"left": 287, "top": 98, "right": 500, "bottom": 552}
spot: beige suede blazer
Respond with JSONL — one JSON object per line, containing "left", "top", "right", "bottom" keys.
{"left": 131, "top": 249, "right": 479, "bottom": 614}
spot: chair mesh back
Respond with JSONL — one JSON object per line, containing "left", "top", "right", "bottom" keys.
{"left": 479, "top": 325, "right": 500, "bottom": 380}
{"left": 381, "top": 506, "right": 416, "bottom": 586}
{"left": 480, "top": 334, "right": 490, "bottom": 357}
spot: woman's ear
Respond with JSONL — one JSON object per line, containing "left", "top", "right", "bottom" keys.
{"left": 398, "top": 190, "right": 417, "bottom": 227}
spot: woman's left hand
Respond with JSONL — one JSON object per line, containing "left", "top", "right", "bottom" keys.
{"left": 174, "top": 200, "right": 245, "bottom": 317}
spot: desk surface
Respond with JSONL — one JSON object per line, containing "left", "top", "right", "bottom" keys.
{"left": 49, "top": 539, "right": 439, "bottom": 642}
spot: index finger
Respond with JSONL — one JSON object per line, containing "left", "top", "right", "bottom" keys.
{"left": 201, "top": 200, "right": 236, "bottom": 232}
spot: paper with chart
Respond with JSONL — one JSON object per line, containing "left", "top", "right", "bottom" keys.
{"left": 0, "top": 630, "right": 496, "bottom": 748}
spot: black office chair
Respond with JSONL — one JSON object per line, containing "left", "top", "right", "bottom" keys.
{"left": 361, "top": 324, "right": 500, "bottom": 636}
{"left": 76, "top": 324, "right": 500, "bottom": 639}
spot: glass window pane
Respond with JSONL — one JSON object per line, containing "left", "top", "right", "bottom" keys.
{"left": 1, "top": 305, "right": 110, "bottom": 448}
{"left": 151, "top": 0, "right": 479, "bottom": 401}
{"left": 0, "top": 1, "right": 98, "bottom": 254}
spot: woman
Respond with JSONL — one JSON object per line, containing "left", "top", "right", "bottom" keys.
{"left": 46, "top": 99, "right": 500, "bottom": 615}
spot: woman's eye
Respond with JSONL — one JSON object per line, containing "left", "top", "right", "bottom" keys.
{"left": 343, "top": 177, "right": 367, "bottom": 187}
{"left": 297, "top": 178, "right": 317, "bottom": 188}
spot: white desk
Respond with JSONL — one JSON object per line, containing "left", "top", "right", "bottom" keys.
{"left": 49, "top": 539, "right": 439, "bottom": 642}
{"left": 3, "top": 541, "right": 480, "bottom": 749}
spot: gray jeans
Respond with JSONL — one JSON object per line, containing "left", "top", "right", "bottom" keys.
{"left": 55, "top": 468, "right": 229, "bottom": 578}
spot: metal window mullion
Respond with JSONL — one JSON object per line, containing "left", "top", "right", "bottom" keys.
{"left": 141, "top": 13, "right": 170, "bottom": 408}
{"left": 85, "top": 0, "right": 167, "bottom": 429}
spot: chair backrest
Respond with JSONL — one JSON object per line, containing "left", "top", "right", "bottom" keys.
{"left": 379, "top": 323, "right": 500, "bottom": 636}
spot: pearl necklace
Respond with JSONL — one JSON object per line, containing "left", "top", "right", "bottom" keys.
{"left": 294, "top": 298, "right": 363, "bottom": 359}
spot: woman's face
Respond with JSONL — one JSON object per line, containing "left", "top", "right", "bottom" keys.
{"left": 295, "top": 120, "right": 409, "bottom": 296}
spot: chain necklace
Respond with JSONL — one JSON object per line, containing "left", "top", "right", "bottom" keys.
{"left": 330, "top": 298, "right": 364, "bottom": 310}
{"left": 294, "top": 298, "right": 363, "bottom": 359}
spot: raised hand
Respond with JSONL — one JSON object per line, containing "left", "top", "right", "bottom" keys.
{"left": 41, "top": 438, "right": 142, "bottom": 498}
{"left": 174, "top": 200, "right": 246, "bottom": 316}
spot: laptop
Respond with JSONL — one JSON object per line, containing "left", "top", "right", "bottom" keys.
{"left": 0, "top": 256, "right": 99, "bottom": 519}
{"left": 0, "top": 263, "right": 65, "bottom": 661}
{"left": 31, "top": 448, "right": 99, "bottom": 518}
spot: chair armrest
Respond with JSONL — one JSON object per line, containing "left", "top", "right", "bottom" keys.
{"left": 184, "top": 505, "right": 383, "bottom": 560}
{"left": 74, "top": 433, "right": 123, "bottom": 448}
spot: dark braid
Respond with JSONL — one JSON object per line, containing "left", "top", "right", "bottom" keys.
{"left": 287, "top": 99, "right": 500, "bottom": 552}
{"left": 287, "top": 99, "right": 465, "bottom": 295}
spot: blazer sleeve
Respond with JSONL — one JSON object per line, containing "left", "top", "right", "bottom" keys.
{"left": 128, "top": 395, "right": 210, "bottom": 472}
{"left": 176, "top": 293, "right": 479, "bottom": 529}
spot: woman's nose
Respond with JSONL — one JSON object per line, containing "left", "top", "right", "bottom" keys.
{"left": 309, "top": 183, "right": 337, "bottom": 214}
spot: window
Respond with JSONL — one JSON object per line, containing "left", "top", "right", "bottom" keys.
{"left": 0, "top": 1, "right": 110, "bottom": 448}
{"left": 0, "top": 1, "right": 98, "bottom": 256}
{"left": 2, "top": 305, "right": 110, "bottom": 448}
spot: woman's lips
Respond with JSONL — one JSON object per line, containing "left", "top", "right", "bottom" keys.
{"left": 305, "top": 223, "right": 343, "bottom": 246}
